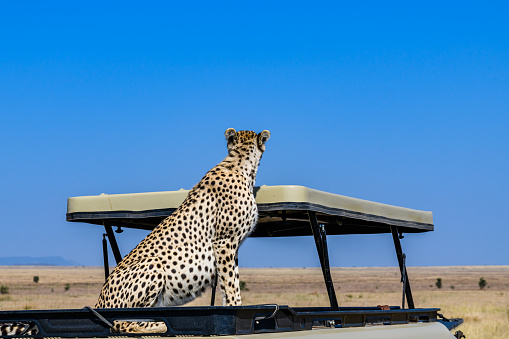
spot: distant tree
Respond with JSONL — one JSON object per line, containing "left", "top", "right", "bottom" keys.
{"left": 33, "top": 276, "right": 39, "bottom": 283}
{"left": 479, "top": 277, "right": 487, "bottom": 290}
{"left": 0, "top": 285, "right": 9, "bottom": 294}
{"left": 435, "top": 278, "right": 442, "bottom": 289}
{"left": 65, "top": 283, "right": 70, "bottom": 291}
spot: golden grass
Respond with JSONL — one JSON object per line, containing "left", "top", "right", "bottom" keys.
{"left": 0, "top": 266, "right": 507, "bottom": 338}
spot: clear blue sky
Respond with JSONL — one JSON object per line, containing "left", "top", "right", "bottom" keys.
{"left": 1, "top": 1, "right": 508, "bottom": 268}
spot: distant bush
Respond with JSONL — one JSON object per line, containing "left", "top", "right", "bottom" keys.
{"left": 435, "top": 278, "right": 442, "bottom": 289}
{"left": 239, "top": 281, "right": 249, "bottom": 291}
{"left": 0, "top": 285, "right": 9, "bottom": 294}
{"left": 33, "top": 276, "right": 39, "bottom": 283}
{"left": 65, "top": 283, "right": 70, "bottom": 291}
{"left": 479, "top": 277, "right": 487, "bottom": 290}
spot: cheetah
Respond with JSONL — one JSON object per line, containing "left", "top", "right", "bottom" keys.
{"left": 0, "top": 323, "right": 38, "bottom": 336}
{"left": 96, "top": 128, "right": 270, "bottom": 332}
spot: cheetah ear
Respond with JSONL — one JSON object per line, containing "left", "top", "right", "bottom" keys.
{"left": 257, "top": 130, "right": 270, "bottom": 152}
{"left": 225, "top": 128, "right": 237, "bottom": 151}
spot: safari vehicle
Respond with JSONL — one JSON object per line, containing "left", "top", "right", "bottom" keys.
{"left": 1, "top": 185, "right": 464, "bottom": 338}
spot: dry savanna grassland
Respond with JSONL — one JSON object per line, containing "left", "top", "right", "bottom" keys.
{"left": 0, "top": 265, "right": 507, "bottom": 338}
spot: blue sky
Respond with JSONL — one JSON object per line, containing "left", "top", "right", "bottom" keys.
{"left": 1, "top": 1, "right": 508, "bottom": 268}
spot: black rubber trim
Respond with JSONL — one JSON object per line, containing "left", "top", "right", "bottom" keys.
{"left": 258, "top": 202, "right": 433, "bottom": 230}
{"left": 67, "top": 208, "right": 177, "bottom": 221}
{"left": 67, "top": 202, "right": 433, "bottom": 231}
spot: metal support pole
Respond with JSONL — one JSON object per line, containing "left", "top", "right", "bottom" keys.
{"left": 102, "top": 234, "right": 110, "bottom": 281}
{"left": 391, "top": 226, "right": 414, "bottom": 309}
{"left": 104, "top": 223, "right": 123, "bottom": 265}
{"left": 210, "top": 272, "right": 218, "bottom": 306}
{"left": 401, "top": 253, "right": 407, "bottom": 309}
{"left": 308, "top": 211, "right": 339, "bottom": 310}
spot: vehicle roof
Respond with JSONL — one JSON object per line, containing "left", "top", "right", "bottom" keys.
{"left": 66, "top": 185, "right": 433, "bottom": 236}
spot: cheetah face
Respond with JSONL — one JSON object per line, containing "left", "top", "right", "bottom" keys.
{"left": 225, "top": 128, "right": 270, "bottom": 154}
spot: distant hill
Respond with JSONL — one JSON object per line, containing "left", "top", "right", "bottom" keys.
{"left": 0, "top": 256, "right": 80, "bottom": 266}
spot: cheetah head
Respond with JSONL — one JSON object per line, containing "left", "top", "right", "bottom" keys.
{"left": 225, "top": 128, "right": 270, "bottom": 153}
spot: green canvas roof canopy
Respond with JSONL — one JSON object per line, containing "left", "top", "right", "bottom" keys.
{"left": 66, "top": 185, "right": 433, "bottom": 236}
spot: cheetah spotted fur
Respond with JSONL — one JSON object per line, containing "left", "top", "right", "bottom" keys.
{"left": 96, "top": 128, "right": 270, "bottom": 333}
{"left": 0, "top": 323, "right": 38, "bottom": 336}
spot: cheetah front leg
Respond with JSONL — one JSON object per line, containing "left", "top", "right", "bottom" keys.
{"left": 213, "top": 241, "right": 242, "bottom": 306}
